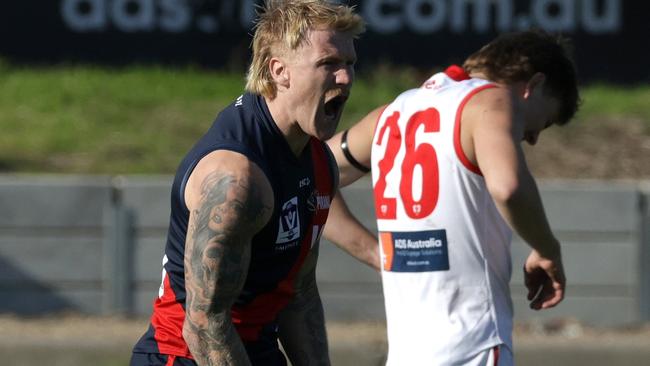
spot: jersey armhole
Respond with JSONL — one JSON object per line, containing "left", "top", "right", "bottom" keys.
{"left": 453, "top": 84, "right": 497, "bottom": 176}
{"left": 372, "top": 105, "right": 389, "bottom": 139}
{"left": 320, "top": 141, "right": 339, "bottom": 192}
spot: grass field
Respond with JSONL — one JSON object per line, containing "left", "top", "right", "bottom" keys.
{"left": 2, "top": 316, "right": 650, "bottom": 366}
{"left": 1, "top": 63, "right": 649, "bottom": 174}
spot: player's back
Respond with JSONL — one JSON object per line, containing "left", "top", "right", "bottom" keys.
{"left": 370, "top": 67, "right": 514, "bottom": 365}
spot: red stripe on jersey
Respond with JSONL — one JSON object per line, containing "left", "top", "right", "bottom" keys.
{"left": 231, "top": 139, "right": 333, "bottom": 341}
{"left": 371, "top": 104, "right": 389, "bottom": 139}
{"left": 151, "top": 273, "right": 193, "bottom": 358}
{"left": 453, "top": 84, "right": 497, "bottom": 176}
{"left": 308, "top": 138, "right": 334, "bottom": 226}
{"left": 493, "top": 345, "right": 500, "bottom": 366}
{"left": 165, "top": 355, "right": 176, "bottom": 366}
{"left": 444, "top": 65, "right": 470, "bottom": 81}
{"left": 309, "top": 138, "right": 334, "bottom": 230}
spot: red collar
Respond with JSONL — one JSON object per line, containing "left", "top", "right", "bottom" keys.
{"left": 444, "top": 65, "right": 470, "bottom": 81}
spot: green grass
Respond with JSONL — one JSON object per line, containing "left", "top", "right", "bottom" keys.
{"left": 577, "top": 84, "right": 650, "bottom": 122}
{"left": 0, "top": 64, "right": 244, "bottom": 173}
{"left": 1, "top": 63, "right": 648, "bottom": 174}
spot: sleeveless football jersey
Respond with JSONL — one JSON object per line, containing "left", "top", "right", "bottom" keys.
{"left": 370, "top": 66, "right": 513, "bottom": 365}
{"left": 132, "top": 92, "right": 336, "bottom": 365}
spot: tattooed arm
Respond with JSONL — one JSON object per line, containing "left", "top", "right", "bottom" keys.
{"left": 277, "top": 244, "right": 330, "bottom": 366}
{"left": 182, "top": 150, "right": 274, "bottom": 366}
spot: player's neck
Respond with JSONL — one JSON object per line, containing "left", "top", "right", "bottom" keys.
{"left": 265, "top": 95, "right": 310, "bottom": 157}
{"left": 468, "top": 71, "right": 490, "bottom": 81}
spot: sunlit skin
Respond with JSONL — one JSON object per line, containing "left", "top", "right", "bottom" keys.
{"left": 266, "top": 29, "right": 357, "bottom": 156}
{"left": 469, "top": 71, "right": 561, "bottom": 146}
{"left": 520, "top": 84, "right": 561, "bottom": 145}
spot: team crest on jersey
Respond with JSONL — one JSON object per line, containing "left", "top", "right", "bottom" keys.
{"left": 306, "top": 190, "right": 330, "bottom": 212}
{"left": 276, "top": 197, "right": 300, "bottom": 244}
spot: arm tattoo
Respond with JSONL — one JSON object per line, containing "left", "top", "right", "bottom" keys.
{"left": 184, "top": 171, "right": 270, "bottom": 366}
{"left": 279, "top": 250, "right": 331, "bottom": 366}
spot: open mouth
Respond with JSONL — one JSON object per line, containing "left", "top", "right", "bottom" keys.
{"left": 324, "top": 95, "right": 347, "bottom": 120}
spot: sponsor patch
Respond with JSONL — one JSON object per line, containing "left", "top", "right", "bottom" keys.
{"left": 380, "top": 229, "right": 449, "bottom": 272}
{"left": 307, "top": 190, "right": 330, "bottom": 212}
{"left": 316, "top": 194, "right": 330, "bottom": 210}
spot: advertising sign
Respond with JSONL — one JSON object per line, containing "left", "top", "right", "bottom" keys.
{"left": 0, "top": 0, "right": 647, "bottom": 83}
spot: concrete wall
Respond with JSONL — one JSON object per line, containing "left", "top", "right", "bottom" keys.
{"left": 1, "top": 175, "right": 648, "bottom": 326}
{"left": 0, "top": 176, "right": 112, "bottom": 314}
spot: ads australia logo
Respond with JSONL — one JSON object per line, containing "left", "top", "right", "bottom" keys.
{"left": 276, "top": 197, "right": 300, "bottom": 250}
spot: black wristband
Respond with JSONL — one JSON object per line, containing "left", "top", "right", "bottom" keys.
{"left": 341, "top": 129, "right": 371, "bottom": 173}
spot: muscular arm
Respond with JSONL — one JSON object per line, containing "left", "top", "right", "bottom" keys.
{"left": 182, "top": 151, "right": 273, "bottom": 365}
{"left": 326, "top": 105, "right": 385, "bottom": 187}
{"left": 466, "top": 87, "right": 565, "bottom": 310}
{"left": 323, "top": 190, "right": 380, "bottom": 271}
{"left": 277, "top": 245, "right": 330, "bottom": 366}
{"left": 321, "top": 106, "right": 384, "bottom": 271}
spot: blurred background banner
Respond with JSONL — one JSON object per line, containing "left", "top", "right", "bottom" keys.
{"left": 1, "top": 0, "right": 648, "bottom": 83}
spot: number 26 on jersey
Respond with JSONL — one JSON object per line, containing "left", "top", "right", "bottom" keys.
{"left": 374, "top": 108, "right": 441, "bottom": 220}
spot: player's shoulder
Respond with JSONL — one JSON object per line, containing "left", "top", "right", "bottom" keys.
{"left": 320, "top": 140, "right": 340, "bottom": 189}
{"left": 185, "top": 150, "right": 274, "bottom": 220}
{"left": 461, "top": 84, "right": 517, "bottom": 142}
{"left": 463, "top": 85, "right": 512, "bottom": 114}
{"left": 214, "top": 93, "right": 248, "bottom": 121}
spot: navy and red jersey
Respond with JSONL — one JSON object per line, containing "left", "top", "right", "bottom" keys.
{"left": 132, "top": 92, "right": 337, "bottom": 364}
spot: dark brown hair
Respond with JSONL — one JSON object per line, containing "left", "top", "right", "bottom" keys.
{"left": 463, "top": 30, "right": 580, "bottom": 125}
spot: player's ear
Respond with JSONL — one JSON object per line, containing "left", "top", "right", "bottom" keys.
{"left": 523, "top": 72, "right": 546, "bottom": 100}
{"left": 269, "top": 57, "right": 290, "bottom": 89}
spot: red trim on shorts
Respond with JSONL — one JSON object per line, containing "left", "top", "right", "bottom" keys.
{"left": 453, "top": 84, "right": 497, "bottom": 176}
{"left": 493, "top": 345, "right": 500, "bottom": 366}
{"left": 151, "top": 273, "right": 193, "bottom": 358}
{"left": 231, "top": 139, "right": 333, "bottom": 342}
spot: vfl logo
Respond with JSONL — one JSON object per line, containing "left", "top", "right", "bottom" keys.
{"left": 276, "top": 197, "right": 300, "bottom": 244}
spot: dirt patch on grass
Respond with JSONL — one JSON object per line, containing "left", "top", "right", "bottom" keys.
{"left": 1, "top": 314, "right": 649, "bottom": 349}
{"left": 2, "top": 315, "right": 650, "bottom": 366}
{"left": 525, "top": 117, "right": 650, "bottom": 180}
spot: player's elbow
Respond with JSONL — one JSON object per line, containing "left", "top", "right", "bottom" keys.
{"left": 486, "top": 175, "right": 522, "bottom": 206}
{"left": 182, "top": 316, "right": 200, "bottom": 352}
{"left": 182, "top": 306, "right": 213, "bottom": 348}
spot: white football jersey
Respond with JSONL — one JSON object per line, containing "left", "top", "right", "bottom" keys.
{"left": 371, "top": 67, "right": 514, "bottom": 365}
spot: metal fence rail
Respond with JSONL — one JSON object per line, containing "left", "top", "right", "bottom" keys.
{"left": 0, "top": 175, "right": 648, "bottom": 326}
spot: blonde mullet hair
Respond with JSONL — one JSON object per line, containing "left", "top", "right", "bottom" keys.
{"left": 245, "top": 0, "right": 365, "bottom": 99}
